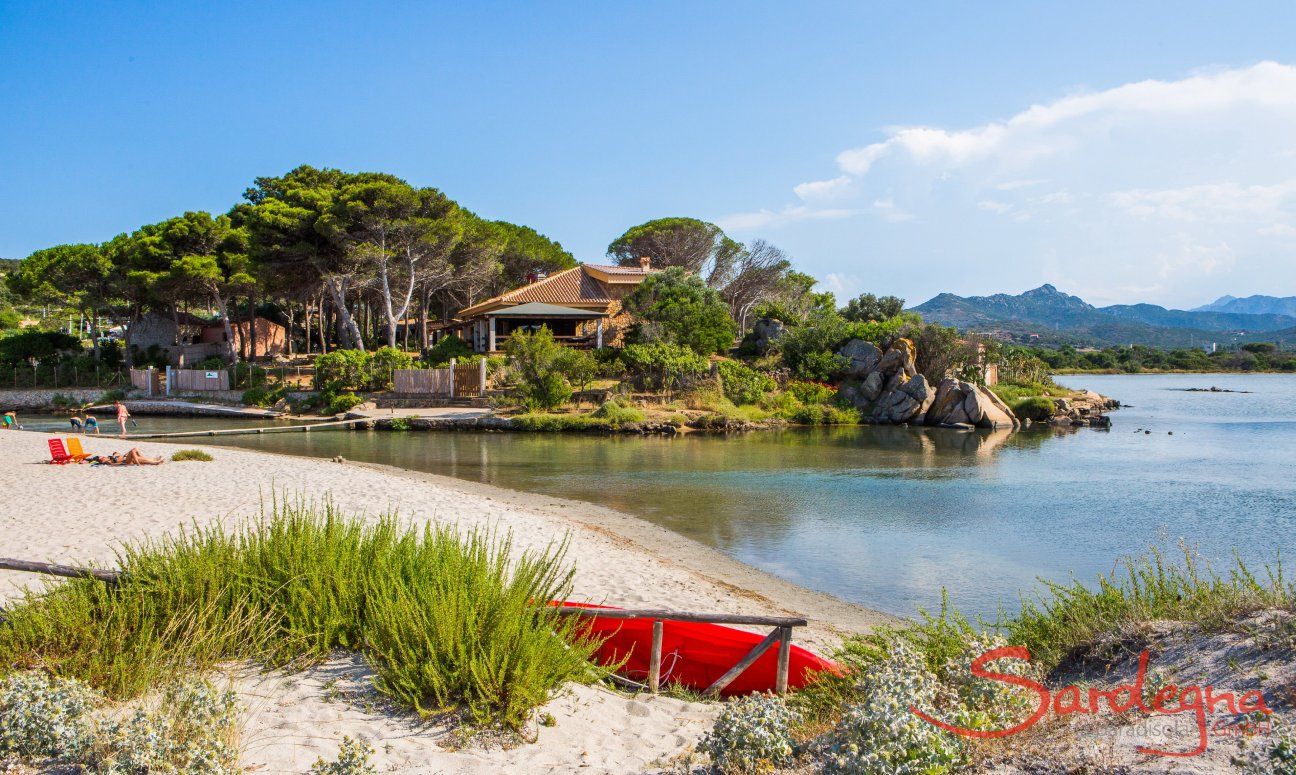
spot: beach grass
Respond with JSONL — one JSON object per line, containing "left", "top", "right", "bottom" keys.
{"left": 787, "top": 547, "right": 1296, "bottom": 737}
{"left": 170, "top": 449, "right": 214, "bottom": 462}
{"left": 0, "top": 500, "right": 600, "bottom": 729}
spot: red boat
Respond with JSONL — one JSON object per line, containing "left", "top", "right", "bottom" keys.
{"left": 557, "top": 602, "right": 838, "bottom": 695}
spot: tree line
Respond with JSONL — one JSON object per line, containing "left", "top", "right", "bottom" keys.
{"left": 4, "top": 166, "right": 827, "bottom": 365}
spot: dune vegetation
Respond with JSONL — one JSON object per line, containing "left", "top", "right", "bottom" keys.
{"left": 0, "top": 500, "right": 600, "bottom": 731}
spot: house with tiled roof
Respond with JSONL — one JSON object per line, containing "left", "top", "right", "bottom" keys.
{"left": 441, "top": 258, "right": 656, "bottom": 352}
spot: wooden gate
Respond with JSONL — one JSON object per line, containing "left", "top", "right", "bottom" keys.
{"left": 453, "top": 364, "right": 481, "bottom": 397}
{"left": 393, "top": 368, "right": 453, "bottom": 395}
{"left": 169, "top": 369, "right": 231, "bottom": 392}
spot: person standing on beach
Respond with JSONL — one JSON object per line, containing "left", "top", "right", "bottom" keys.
{"left": 114, "top": 401, "right": 130, "bottom": 437}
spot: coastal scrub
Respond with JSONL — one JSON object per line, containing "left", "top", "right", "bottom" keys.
{"left": 0, "top": 501, "right": 599, "bottom": 730}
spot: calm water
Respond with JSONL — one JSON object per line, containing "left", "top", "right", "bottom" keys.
{"left": 23, "top": 374, "right": 1296, "bottom": 619}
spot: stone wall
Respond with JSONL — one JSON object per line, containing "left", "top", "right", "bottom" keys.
{"left": 0, "top": 388, "right": 110, "bottom": 410}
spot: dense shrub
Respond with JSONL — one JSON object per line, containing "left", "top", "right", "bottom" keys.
{"left": 315, "top": 350, "right": 371, "bottom": 393}
{"left": 0, "top": 503, "right": 598, "bottom": 730}
{"left": 700, "top": 694, "right": 800, "bottom": 775}
{"left": 0, "top": 672, "right": 240, "bottom": 773}
{"left": 326, "top": 391, "right": 364, "bottom": 414}
{"left": 505, "top": 327, "right": 574, "bottom": 410}
{"left": 785, "top": 380, "right": 835, "bottom": 405}
{"left": 194, "top": 355, "right": 227, "bottom": 370}
{"left": 171, "top": 449, "right": 214, "bottom": 462}
{"left": 591, "top": 400, "right": 645, "bottom": 426}
{"left": 818, "top": 641, "right": 965, "bottom": 775}
{"left": 622, "top": 267, "right": 737, "bottom": 355}
{"left": 0, "top": 671, "right": 97, "bottom": 760}
{"left": 423, "top": 335, "right": 474, "bottom": 366}
{"left": 511, "top": 412, "right": 610, "bottom": 432}
{"left": 786, "top": 404, "right": 860, "bottom": 425}
{"left": 620, "top": 341, "right": 708, "bottom": 392}
{"left": 367, "top": 346, "right": 414, "bottom": 391}
{"left": 0, "top": 330, "right": 81, "bottom": 363}
{"left": 717, "top": 360, "right": 776, "bottom": 405}
{"left": 1009, "top": 395, "right": 1056, "bottom": 422}
{"left": 310, "top": 735, "right": 377, "bottom": 775}
{"left": 555, "top": 348, "right": 599, "bottom": 392}
{"left": 241, "top": 383, "right": 289, "bottom": 407}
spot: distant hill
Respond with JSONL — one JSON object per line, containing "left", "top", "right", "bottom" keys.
{"left": 1098, "top": 303, "right": 1296, "bottom": 332}
{"left": 1194, "top": 294, "right": 1296, "bottom": 317}
{"left": 910, "top": 284, "right": 1296, "bottom": 347}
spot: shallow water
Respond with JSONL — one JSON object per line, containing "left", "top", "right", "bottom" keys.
{"left": 21, "top": 373, "right": 1296, "bottom": 619}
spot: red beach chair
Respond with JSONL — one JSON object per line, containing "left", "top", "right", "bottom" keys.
{"left": 47, "top": 437, "right": 73, "bottom": 465}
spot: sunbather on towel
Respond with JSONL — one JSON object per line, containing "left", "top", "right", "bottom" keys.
{"left": 92, "top": 448, "right": 164, "bottom": 466}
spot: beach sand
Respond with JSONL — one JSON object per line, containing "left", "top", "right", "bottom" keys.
{"left": 0, "top": 430, "right": 893, "bottom": 773}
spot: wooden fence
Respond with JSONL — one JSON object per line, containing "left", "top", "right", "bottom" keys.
{"left": 128, "top": 368, "right": 164, "bottom": 395}
{"left": 168, "top": 368, "right": 231, "bottom": 392}
{"left": 393, "top": 360, "right": 486, "bottom": 398}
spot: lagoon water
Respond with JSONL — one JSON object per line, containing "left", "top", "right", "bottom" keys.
{"left": 25, "top": 373, "right": 1296, "bottom": 619}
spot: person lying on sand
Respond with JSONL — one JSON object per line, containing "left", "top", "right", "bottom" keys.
{"left": 88, "top": 448, "right": 164, "bottom": 466}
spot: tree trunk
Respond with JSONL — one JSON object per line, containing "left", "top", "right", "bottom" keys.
{"left": 248, "top": 292, "right": 259, "bottom": 362}
{"left": 323, "top": 277, "right": 364, "bottom": 351}
{"left": 214, "top": 291, "right": 238, "bottom": 364}
{"left": 319, "top": 295, "right": 329, "bottom": 354}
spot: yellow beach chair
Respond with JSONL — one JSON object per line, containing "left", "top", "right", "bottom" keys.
{"left": 66, "top": 436, "right": 92, "bottom": 463}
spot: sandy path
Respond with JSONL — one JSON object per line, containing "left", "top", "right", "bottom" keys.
{"left": 0, "top": 430, "right": 892, "bottom": 773}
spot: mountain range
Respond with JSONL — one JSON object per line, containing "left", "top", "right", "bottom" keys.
{"left": 910, "top": 286, "right": 1296, "bottom": 347}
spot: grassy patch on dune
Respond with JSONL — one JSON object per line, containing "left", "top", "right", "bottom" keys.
{"left": 170, "top": 449, "right": 214, "bottom": 462}
{"left": 782, "top": 548, "right": 1296, "bottom": 762}
{"left": 0, "top": 501, "right": 599, "bottom": 729}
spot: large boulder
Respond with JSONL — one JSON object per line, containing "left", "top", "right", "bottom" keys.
{"left": 926, "top": 379, "right": 1017, "bottom": 429}
{"left": 875, "top": 338, "right": 917, "bottom": 377}
{"left": 859, "top": 370, "right": 886, "bottom": 401}
{"left": 751, "top": 318, "right": 787, "bottom": 355}
{"left": 838, "top": 339, "right": 882, "bottom": 378}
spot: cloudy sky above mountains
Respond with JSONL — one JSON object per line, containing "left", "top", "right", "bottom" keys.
{"left": 1, "top": 3, "right": 1293, "bottom": 309}
{"left": 719, "top": 61, "right": 1296, "bottom": 308}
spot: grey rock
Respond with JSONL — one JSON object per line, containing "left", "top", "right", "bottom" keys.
{"left": 837, "top": 339, "right": 881, "bottom": 378}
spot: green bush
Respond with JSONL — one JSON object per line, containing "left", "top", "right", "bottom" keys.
{"left": 310, "top": 735, "right": 377, "bottom": 775}
{"left": 241, "top": 383, "right": 289, "bottom": 408}
{"left": 423, "top": 335, "right": 474, "bottom": 366}
{"left": 591, "top": 400, "right": 645, "bottom": 427}
{"left": 716, "top": 360, "right": 776, "bottom": 405}
{"left": 555, "top": 348, "right": 599, "bottom": 392}
{"left": 0, "top": 330, "right": 81, "bottom": 363}
{"left": 194, "top": 355, "right": 227, "bottom": 370}
{"left": 506, "top": 328, "right": 574, "bottom": 410}
{"left": 1009, "top": 395, "right": 1056, "bottom": 422}
{"left": 785, "top": 380, "right": 835, "bottom": 405}
{"left": 171, "top": 449, "right": 214, "bottom": 462}
{"left": 0, "top": 502, "right": 599, "bottom": 730}
{"left": 367, "top": 346, "right": 414, "bottom": 391}
{"left": 326, "top": 392, "right": 364, "bottom": 415}
{"left": 786, "top": 404, "right": 859, "bottom": 425}
{"left": 622, "top": 267, "right": 737, "bottom": 355}
{"left": 700, "top": 694, "right": 800, "bottom": 774}
{"left": 511, "top": 413, "right": 610, "bottom": 432}
{"left": 315, "top": 350, "right": 371, "bottom": 393}
{"left": 620, "top": 341, "right": 708, "bottom": 392}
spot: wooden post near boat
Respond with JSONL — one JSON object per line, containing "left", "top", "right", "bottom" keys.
{"left": 550, "top": 605, "right": 807, "bottom": 695}
{"left": 648, "top": 619, "right": 663, "bottom": 693}
{"left": 0, "top": 560, "right": 810, "bottom": 696}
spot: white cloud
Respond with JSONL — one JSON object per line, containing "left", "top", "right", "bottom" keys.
{"left": 872, "top": 198, "right": 915, "bottom": 222}
{"left": 715, "top": 204, "right": 857, "bottom": 232}
{"left": 833, "top": 62, "right": 1296, "bottom": 176}
{"left": 793, "top": 175, "right": 853, "bottom": 201}
{"left": 1109, "top": 179, "right": 1296, "bottom": 221}
{"left": 977, "top": 199, "right": 1012, "bottom": 215}
{"left": 732, "top": 62, "right": 1296, "bottom": 305}
{"left": 821, "top": 272, "right": 861, "bottom": 300}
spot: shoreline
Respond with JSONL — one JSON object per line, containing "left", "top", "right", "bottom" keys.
{"left": 0, "top": 429, "right": 893, "bottom": 771}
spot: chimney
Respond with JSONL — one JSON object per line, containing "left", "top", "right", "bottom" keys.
{"left": 638, "top": 256, "right": 652, "bottom": 271}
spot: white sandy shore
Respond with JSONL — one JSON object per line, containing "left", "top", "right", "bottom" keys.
{"left": 0, "top": 430, "right": 892, "bottom": 774}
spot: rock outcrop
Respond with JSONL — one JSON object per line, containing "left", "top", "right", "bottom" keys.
{"left": 750, "top": 318, "right": 787, "bottom": 355}
{"left": 1047, "top": 389, "right": 1119, "bottom": 428}
{"left": 836, "top": 336, "right": 1018, "bottom": 429}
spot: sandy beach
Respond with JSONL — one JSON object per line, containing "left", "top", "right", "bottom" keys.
{"left": 0, "top": 430, "right": 892, "bottom": 773}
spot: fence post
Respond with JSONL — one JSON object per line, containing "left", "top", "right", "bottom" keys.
{"left": 165, "top": 365, "right": 173, "bottom": 397}
{"left": 146, "top": 367, "right": 154, "bottom": 397}
{"left": 648, "top": 620, "right": 663, "bottom": 693}
{"left": 479, "top": 358, "right": 487, "bottom": 395}
{"left": 448, "top": 358, "right": 456, "bottom": 399}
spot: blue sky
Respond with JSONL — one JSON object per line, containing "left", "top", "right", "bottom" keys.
{"left": 2, "top": 1, "right": 1294, "bottom": 307}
